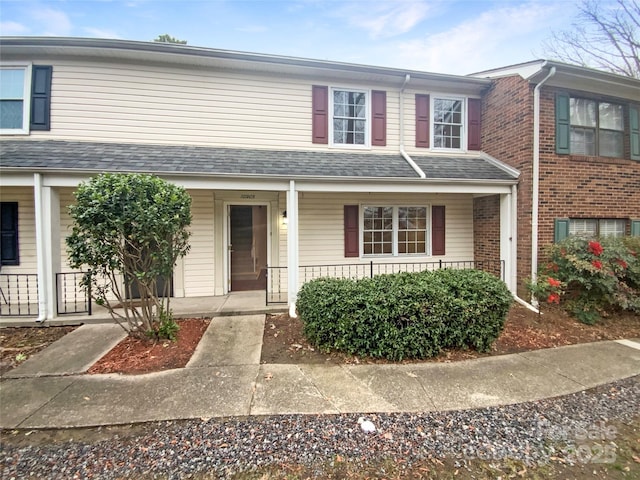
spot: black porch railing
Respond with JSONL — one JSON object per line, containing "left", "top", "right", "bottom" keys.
{"left": 56, "top": 272, "right": 91, "bottom": 315}
{"left": 266, "top": 260, "right": 505, "bottom": 305}
{"left": 266, "top": 266, "right": 288, "bottom": 305}
{"left": 0, "top": 273, "right": 39, "bottom": 317}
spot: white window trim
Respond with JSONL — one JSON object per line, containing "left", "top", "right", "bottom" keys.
{"left": 329, "top": 86, "right": 371, "bottom": 149}
{"left": 360, "top": 204, "right": 431, "bottom": 258}
{"left": 430, "top": 94, "right": 466, "bottom": 152}
{"left": 0, "top": 63, "right": 32, "bottom": 135}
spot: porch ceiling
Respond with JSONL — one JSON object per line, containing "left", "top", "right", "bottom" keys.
{"left": 0, "top": 140, "right": 518, "bottom": 183}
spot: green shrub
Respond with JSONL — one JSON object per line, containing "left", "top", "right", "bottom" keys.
{"left": 296, "top": 269, "right": 513, "bottom": 361}
{"left": 531, "top": 236, "right": 640, "bottom": 323}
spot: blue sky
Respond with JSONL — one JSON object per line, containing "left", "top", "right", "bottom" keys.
{"left": 0, "top": 0, "right": 589, "bottom": 74}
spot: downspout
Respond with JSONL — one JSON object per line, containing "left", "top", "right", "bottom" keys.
{"left": 399, "top": 74, "right": 426, "bottom": 179}
{"left": 531, "top": 65, "right": 556, "bottom": 307}
{"left": 34, "top": 173, "right": 47, "bottom": 322}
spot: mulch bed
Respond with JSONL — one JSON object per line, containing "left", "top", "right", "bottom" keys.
{"left": 260, "top": 303, "right": 640, "bottom": 365}
{"left": 87, "top": 318, "right": 210, "bottom": 375}
{"left": 0, "top": 325, "right": 77, "bottom": 375}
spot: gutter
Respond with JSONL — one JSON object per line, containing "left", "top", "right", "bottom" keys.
{"left": 531, "top": 64, "right": 556, "bottom": 306}
{"left": 398, "top": 74, "right": 426, "bottom": 179}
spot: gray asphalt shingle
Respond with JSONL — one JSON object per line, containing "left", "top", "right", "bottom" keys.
{"left": 0, "top": 140, "right": 517, "bottom": 181}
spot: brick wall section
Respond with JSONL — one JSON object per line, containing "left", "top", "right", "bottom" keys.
{"left": 479, "top": 75, "right": 640, "bottom": 297}
{"left": 478, "top": 75, "right": 534, "bottom": 295}
{"left": 472, "top": 195, "right": 501, "bottom": 277}
{"left": 538, "top": 87, "right": 640, "bottom": 246}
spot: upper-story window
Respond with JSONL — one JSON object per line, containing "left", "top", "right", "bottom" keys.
{"left": 0, "top": 64, "right": 52, "bottom": 135}
{"left": 332, "top": 89, "right": 368, "bottom": 146}
{"left": 433, "top": 97, "right": 464, "bottom": 149}
{"left": 313, "top": 85, "right": 386, "bottom": 147}
{"left": 0, "top": 66, "right": 30, "bottom": 134}
{"left": 557, "top": 93, "right": 638, "bottom": 160}
{"left": 416, "top": 95, "right": 480, "bottom": 150}
{"left": 570, "top": 98, "right": 624, "bottom": 158}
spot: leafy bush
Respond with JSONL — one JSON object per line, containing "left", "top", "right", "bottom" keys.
{"left": 296, "top": 269, "right": 512, "bottom": 361}
{"left": 530, "top": 236, "right": 640, "bottom": 324}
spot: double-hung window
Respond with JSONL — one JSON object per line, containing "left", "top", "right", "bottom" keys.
{"left": 332, "top": 89, "right": 367, "bottom": 146}
{"left": 569, "top": 98, "right": 624, "bottom": 158}
{"left": 433, "top": 97, "right": 463, "bottom": 149}
{"left": 0, "top": 66, "right": 30, "bottom": 134}
{"left": 363, "top": 206, "right": 428, "bottom": 256}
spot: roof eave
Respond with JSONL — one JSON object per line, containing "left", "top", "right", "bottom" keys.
{"left": 0, "top": 36, "right": 492, "bottom": 91}
{"left": 0, "top": 165, "right": 518, "bottom": 185}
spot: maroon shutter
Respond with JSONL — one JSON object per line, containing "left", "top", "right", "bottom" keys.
{"left": 312, "top": 85, "right": 329, "bottom": 144}
{"left": 467, "top": 98, "right": 481, "bottom": 150}
{"left": 432, "top": 206, "right": 445, "bottom": 255}
{"left": 415, "top": 94, "right": 430, "bottom": 148}
{"left": 371, "top": 90, "right": 386, "bottom": 146}
{"left": 344, "top": 205, "right": 359, "bottom": 257}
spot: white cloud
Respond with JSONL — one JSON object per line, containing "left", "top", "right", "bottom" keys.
{"left": 30, "top": 8, "right": 73, "bottom": 36}
{"left": 336, "top": 0, "right": 433, "bottom": 39}
{"left": 0, "top": 21, "right": 29, "bottom": 35}
{"left": 236, "top": 25, "right": 268, "bottom": 34}
{"left": 83, "top": 27, "right": 122, "bottom": 39}
{"left": 394, "top": 2, "right": 562, "bottom": 74}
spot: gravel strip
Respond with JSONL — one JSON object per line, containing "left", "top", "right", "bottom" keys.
{"left": 2, "top": 375, "right": 638, "bottom": 479}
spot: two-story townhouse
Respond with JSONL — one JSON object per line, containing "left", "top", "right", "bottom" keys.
{"left": 472, "top": 61, "right": 640, "bottom": 299}
{"left": 0, "top": 37, "right": 520, "bottom": 320}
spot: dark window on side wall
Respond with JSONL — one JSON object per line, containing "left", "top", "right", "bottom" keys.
{"left": 1, "top": 202, "right": 19, "bottom": 265}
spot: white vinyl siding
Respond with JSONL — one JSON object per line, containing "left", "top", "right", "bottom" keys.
{"left": 25, "top": 60, "right": 405, "bottom": 150}
{"left": 182, "top": 190, "right": 215, "bottom": 297}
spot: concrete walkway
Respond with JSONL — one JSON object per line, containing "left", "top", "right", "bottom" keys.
{"left": 1, "top": 316, "right": 639, "bottom": 429}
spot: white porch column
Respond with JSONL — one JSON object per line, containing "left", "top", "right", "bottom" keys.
{"left": 34, "top": 175, "right": 61, "bottom": 321}
{"left": 500, "top": 190, "right": 516, "bottom": 293}
{"left": 286, "top": 180, "right": 299, "bottom": 316}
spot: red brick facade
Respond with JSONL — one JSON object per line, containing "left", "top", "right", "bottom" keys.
{"left": 475, "top": 73, "right": 640, "bottom": 296}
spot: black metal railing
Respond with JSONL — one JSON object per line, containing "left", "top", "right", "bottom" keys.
{"left": 266, "top": 266, "right": 288, "bottom": 304}
{"left": 0, "top": 273, "right": 39, "bottom": 317}
{"left": 56, "top": 272, "right": 91, "bottom": 315}
{"left": 266, "top": 260, "right": 505, "bottom": 305}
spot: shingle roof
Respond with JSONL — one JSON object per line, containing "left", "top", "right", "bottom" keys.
{"left": 0, "top": 140, "right": 518, "bottom": 181}
{"left": 412, "top": 155, "right": 517, "bottom": 181}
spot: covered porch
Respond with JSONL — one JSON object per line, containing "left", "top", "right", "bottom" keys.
{"left": 1, "top": 140, "right": 520, "bottom": 321}
{"left": 0, "top": 290, "right": 285, "bottom": 327}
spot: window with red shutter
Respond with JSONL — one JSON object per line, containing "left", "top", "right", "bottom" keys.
{"left": 371, "top": 90, "right": 386, "bottom": 146}
{"left": 467, "top": 98, "right": 481, "bottom": 150}
{"left": 312, "top": 85, "right": 328, "bottom": 144}
{"left": 415, "top": 94, "right": 430, "bottom": 148}
{"left": 432, "top": 206, "right": 445, "bottom": 255}
{"left": 344, "top": 205, "right": 359, "bottom": 257}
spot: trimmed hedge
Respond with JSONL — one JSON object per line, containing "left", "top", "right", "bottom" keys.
{"left": 296, "top": 269, "right": 513, "bottom": 361}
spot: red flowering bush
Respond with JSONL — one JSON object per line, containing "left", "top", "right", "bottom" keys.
{"left": 527, "top": 275, "right": 565, "bottom": 311}
{"left": 588, "top": 240, "right": 604, "bottom": 256}
{"left": 532, "top": 236, "right": 640, "bottom": 324}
